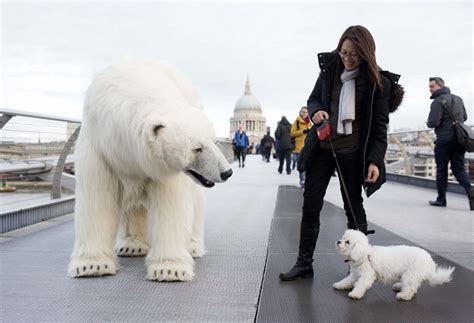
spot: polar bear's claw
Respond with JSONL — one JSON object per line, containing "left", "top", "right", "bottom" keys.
{"left": 147, "top": 260, "right": 194, "bottom": 282}
{"left": 115, "top": 237, "right": 149, "bottom": 257}
{"left": 189, "top": 239, "right": 206, "bottom": 258}
{"left": 392, "top": 283, "right": 402, "bottom": 292}
{"left": 68, "top": 258, "right": 117, "bottom": 277}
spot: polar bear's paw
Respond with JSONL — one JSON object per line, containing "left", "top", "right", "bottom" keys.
{"left": 147, "top": 260, "right": 194, "bottom": 282}
{"left": 189, "top": 239, "right": 206, "bottom": 258}
{"left": 115, "top": 237, "right": 149, "bottom": 257}
{"left": 68, "top": 257, "right": 117, "bottom": 277}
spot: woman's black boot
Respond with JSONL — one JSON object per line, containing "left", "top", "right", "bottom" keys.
{"left": 278, "top": 259, "right": 314, "bottom": 281}
{"left": 279, "top": 223, "right": 318, "bottom": 281}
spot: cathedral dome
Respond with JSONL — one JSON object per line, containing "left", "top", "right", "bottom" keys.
{"left": 234, "top": 76, "right": 262, "bottom": 114}
{"left": 229, "top": 75, "right": 267, "bottom": 148}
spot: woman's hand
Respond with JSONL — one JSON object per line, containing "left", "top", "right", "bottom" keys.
{"left": 312, "top": 111, "right": 329, "bottom": 124}
{"left": 365, "top": 163, "right": 379, "bottom": 183}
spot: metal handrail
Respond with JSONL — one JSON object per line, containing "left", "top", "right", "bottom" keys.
{"left": 0, "top": 108, "right": 81, "bottom": 126}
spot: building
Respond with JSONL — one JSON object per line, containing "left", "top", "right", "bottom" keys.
{"left": 229, "top": 76, "right": 266, "bottom": 151}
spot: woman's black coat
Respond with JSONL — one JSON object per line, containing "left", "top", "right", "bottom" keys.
{"left": 299, "top": 52, "right": 397, "bottom": 197}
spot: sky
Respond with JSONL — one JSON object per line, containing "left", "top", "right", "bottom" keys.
{"left": 1, "top": 0, "right": 473, "bottom": 139}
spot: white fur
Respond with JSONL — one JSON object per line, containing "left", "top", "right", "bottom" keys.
{"left": 334, "top": 230, "right": 455, "bottom": 301}
{"left": 68, "top": 59, "right": 232, "bottom": 281}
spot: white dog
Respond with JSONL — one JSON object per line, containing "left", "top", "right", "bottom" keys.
{"left": 334, "top": 229, "right": 454, "bottom": 301}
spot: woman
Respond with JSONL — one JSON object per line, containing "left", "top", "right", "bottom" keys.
{"left": 290, "top": 106, "right": 312, "bottom": 187}
{"left": 280, "top": 25, "right": 401, "bottom": 281}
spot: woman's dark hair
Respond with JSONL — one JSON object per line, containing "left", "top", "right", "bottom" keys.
{"left": 335, "top": 25, "right": 382, "bottom": 90}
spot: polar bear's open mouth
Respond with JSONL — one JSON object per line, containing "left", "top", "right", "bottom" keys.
{"left": 187, "top": 170, "right": 215, "bottom": 188}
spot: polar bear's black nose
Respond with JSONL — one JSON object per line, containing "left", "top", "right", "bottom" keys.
{"left": 221, "top": 169, "right": 233, "bottom": 181}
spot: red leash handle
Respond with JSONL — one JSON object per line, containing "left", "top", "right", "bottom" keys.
{"left": 316, "top": 118, "right": 331, "bottom": 141}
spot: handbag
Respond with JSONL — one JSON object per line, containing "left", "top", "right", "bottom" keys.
{"left": 441, "top": 97, "right": 474, "bottom": 152}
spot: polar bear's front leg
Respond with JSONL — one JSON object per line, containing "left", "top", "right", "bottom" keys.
{"left": 189, "top": 184, "right": 206, "bottom": 258}
{"left": 115, "top": 206, "right": 149, "bottom": 257}
{"left": 145, "top": 177, "right": 195, "bottom": 281}
{"left": 68, "top": 149, "right": 120, "bottom": 277}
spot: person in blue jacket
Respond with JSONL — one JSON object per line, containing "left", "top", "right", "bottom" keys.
{"left": 234, "top": 125, "right": 249, "bottom": 168}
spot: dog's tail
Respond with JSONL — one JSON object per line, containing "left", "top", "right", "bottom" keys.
{"left": 428, "top": 265, "right": 455, "bottom": 286}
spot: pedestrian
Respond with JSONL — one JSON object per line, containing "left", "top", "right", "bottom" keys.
{"left": 291, "top": 106, "right": 312, "bottom": 188}
{"left": 261, "top": 131, "right": 275, "bottom": 163}
{"left": 280, "top": 25, "right": 402, "bottom": 281}
{"left": 275, "top": 116, "right": 293, "bottom": 175}
{"left": 233, "top": 125, "right": 249, "bottom": 168}
{"left": 426, "top": 77, "right": 473, "bottom": 210}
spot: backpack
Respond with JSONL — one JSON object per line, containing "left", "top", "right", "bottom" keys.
{"left": 441, "top": 97, "right": 474, "bottom": 152}
{"left": 290, "top": 119, "right": 301, "bottom": 148}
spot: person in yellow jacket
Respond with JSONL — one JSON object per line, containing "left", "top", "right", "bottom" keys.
{"left": 291, "top": 106, "right": 312, "bottom": 188}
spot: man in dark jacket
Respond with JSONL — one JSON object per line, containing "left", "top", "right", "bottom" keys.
{"left": 275, "top": 116, "right": 293, "bottom": 174}
{"left": 427, "top": 77, "right": 473, "bottom": 210}
{"left": 261, "top": 131, "right": 275, "bottom": 163}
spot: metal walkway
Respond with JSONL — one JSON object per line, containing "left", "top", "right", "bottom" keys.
{"left": 0, "top": 155, "right": 472, "bottom": 322}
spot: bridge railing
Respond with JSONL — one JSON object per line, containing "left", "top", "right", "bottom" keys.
{"left": 0, "top": 108, "right": 81, "bottom": 199}
{"left": 386, "top": 128, "right": 474, "bottom": 192}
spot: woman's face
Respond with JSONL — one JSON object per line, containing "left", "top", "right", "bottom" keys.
{"left": 339, "top": 39, "right": 362, "bottom": 71}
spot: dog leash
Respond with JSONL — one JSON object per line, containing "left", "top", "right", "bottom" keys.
{"left": 327, "top": 135, "right": 359, "bottom": 231}
{"left": 318, "top": 118, "right": 374, "bottom": 235}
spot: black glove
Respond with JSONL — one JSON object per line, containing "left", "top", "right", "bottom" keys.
{"left": 303, "top": 129, "right": 309, "bottom": 134}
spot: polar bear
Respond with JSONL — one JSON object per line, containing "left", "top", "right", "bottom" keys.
{"left": 68, "top": 59, "right": 232, "bottom": 281}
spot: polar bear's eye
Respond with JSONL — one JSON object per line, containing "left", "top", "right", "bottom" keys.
{"left": 345, "top": 240, "right": 350, "bottom": 244}
{"left": 194, "top": 147, "right": 203, "bottom": 153}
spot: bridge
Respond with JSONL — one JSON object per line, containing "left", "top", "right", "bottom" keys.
{"left": 0, "top": 154, "right": 472, "bottom": 322}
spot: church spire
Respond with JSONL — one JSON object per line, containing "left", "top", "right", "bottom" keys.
{"left": 244, "top": 74, "right": 252, "bottom": 95}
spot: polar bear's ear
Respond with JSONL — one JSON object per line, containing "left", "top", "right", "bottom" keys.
{"left": 152, "top": 124, "right": 165, "bottom": 137}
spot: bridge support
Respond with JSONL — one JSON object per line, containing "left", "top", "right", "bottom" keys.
{"left": 52, "top": 126, "right": 80, "bottom": 199}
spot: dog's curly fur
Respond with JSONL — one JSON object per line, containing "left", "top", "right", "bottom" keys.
{"left": 334, "top": 230, "right": 454, "bottom": 301}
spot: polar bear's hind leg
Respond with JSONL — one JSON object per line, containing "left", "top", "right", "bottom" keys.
{"left": 115, "top": 206, "right": 150, "bottom": 257}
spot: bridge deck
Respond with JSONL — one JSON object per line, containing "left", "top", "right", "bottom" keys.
{"left": 0, "top": 155, "right": 472, "bottom": 322}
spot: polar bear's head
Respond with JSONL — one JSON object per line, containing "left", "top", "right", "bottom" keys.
{"left": 84, "top": 58, "right": 232, "bottom": 186}
{"left": 143, "top": 108, "right": 232, "bottom": 187}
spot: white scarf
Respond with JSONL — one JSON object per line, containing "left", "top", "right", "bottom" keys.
{"left": 338, "top": 68, "right": 360, "bottom": 135}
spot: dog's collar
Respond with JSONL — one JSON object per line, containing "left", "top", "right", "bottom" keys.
{"left": 343, "top": 255, "right": 375, "bottom": 265}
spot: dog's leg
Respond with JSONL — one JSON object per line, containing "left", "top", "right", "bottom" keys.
{"left": 334, "top": 271, "right": 356, "bottom": 290}
{"left": 348, "top": 265, "right": 376, "bottom": 299}
{"left": 396, "top": 274, "right": 421, "bottom": 301}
